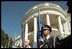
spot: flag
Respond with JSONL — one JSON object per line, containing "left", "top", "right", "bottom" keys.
{"left": 37, "top": 9, "right": 43, "bottom": 48}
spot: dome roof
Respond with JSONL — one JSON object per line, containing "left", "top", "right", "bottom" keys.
{"left": 21, "top": 2, "right": 68, "bottom": 25}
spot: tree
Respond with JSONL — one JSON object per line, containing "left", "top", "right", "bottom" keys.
{"left": 1, "top": 29, "right": 13, "bottom": 48}
{"left": 67, "top": 0, "right": 71, "bottom": 13}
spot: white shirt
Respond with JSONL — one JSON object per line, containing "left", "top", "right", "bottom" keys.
{"left": 26, "top": 45, "right": 31, "bottom": 48}
{"left": 46, "top": 35, "right": 50, "bottom": 40}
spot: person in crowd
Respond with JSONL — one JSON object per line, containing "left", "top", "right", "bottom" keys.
{"left": 23, "top": 39, "right": 31, "bottom": 48}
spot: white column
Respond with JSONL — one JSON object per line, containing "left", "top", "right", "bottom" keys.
{"left": 63, "top": 22, "right": 71, "bottom": 35}
{"left": 25, "top": 22, "right": 28, "bottom": 40}
{"left": 58, "top": 16, "right": 64, "bottom": 37}
{"left": 33, "top": 16, "right": 37, "bottom": 48}
{"left": 63, "top": 22, "right": 68, "bottom": 37}
{"left": 46, "top": 13, "right": 50, "bottom": 26}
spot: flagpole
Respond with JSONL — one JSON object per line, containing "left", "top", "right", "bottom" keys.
{"left": 37, "top": 9, "right": 42, "bottom": 48}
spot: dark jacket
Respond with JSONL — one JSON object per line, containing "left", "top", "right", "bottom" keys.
{"left": 42, "top": 36, "right": 60, "bottom": 48}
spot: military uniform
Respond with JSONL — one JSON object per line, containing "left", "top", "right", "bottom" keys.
{"left": 40, "top": 25, "right": 60, "bottom": 48}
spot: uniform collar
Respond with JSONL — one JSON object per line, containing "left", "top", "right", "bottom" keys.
{"left": 46, "top": 35, "right": 50, "bottom": 40}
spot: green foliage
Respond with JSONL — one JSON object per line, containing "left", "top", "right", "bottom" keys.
{"left": 1, "top": 29, "right": 13, "bottom": 48}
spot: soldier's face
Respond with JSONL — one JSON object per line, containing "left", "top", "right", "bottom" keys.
{"left": 43, "top": 29, "right": 49, "bottom": 36}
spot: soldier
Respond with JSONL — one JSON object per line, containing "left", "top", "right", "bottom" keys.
{"left": 40, "top": 25, "right": 60, "bottom": 48}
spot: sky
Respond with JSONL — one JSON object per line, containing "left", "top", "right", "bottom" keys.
{"left": 1, "top": 1, "right": 68, "bottom": 38}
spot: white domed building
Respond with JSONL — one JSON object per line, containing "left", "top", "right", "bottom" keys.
{"left": 21, "top": 2, "right": 71, "bottom": 48}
